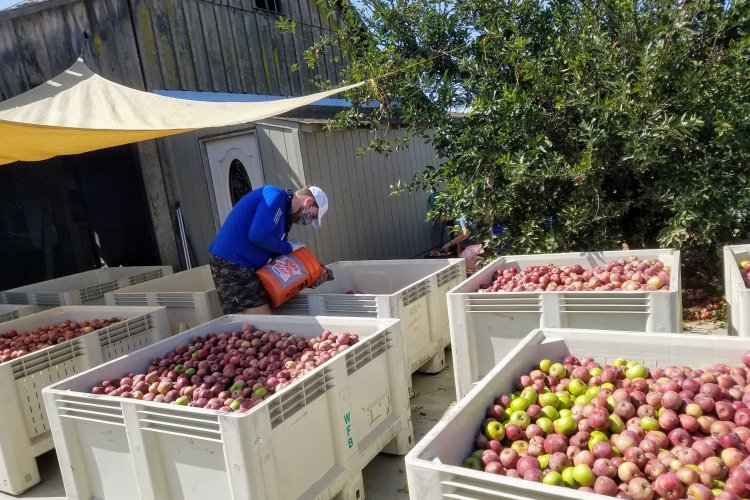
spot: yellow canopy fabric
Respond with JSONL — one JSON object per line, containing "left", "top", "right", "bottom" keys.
{"left": 0, "top": 58, "right": 364, "bottom": 165}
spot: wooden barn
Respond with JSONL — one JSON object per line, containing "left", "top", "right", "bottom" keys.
{"left": 0, "top": 0, "right": 443, "bottom": 290}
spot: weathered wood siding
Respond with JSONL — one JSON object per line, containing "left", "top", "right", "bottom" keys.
{"left": 298, "top": 127, "right": 440, "bottom": 264}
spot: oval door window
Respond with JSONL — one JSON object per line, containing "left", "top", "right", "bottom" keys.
{"left": 229, "top": 159, "right": 253, "bottom": 205}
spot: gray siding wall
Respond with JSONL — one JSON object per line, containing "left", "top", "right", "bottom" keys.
{"left": 298, "top": 127, "right": 440, "bottom": 264}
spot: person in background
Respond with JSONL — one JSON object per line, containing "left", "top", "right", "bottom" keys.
{"left": 442, "top": 217, "right": 471, "bottom": 255}
{"left": 208, "top": 185, "right": 330, "bottom": 315}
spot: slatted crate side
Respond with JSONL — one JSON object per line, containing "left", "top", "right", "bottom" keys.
{"left": 0, "top": 305, "right": 38, "bottom": 324}
{"left": 44, "top": 315, "right": 409, "bottom": 500}
{"left": 725, "top": 245, "right": 750, "bottom": 337}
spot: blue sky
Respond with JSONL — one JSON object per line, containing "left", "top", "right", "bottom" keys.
{"left": 0, "top": 0, "right": 18, "bottom": 10}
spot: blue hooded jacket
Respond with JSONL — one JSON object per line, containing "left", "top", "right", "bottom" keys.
{"left": 209, "top": 186, "right": 294, "bottom": 269}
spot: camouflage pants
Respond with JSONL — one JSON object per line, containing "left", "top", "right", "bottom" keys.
{"left": 209, "top": 254, "right": 269, "bottom": 313}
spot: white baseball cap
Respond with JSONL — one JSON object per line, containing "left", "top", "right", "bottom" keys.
{"left": 308, "top": 186, "right": 328, "bottom": 229}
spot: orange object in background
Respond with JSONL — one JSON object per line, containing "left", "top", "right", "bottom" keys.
{"left": 256, "top": 247, "right": 324, "bottom": 308}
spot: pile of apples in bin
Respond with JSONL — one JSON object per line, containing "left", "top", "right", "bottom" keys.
{"left": 479, "top": 256, "right": 671, "bottom": 293}
{"left": 464, "top": 352, "right": 750, "bottom": 499}
{"left": 740, "top": 260, "right": 750, "bottom": 288}
{"left": 0, "top": 318, "right": 122, "bottom": 363}
{"left": 89, "top": 324, "right": 360, "bottom": 413}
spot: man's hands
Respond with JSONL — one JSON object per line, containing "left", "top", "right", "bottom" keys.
{"left": 288, "top": 239, "right": 305, "bottom": 252}
{"left": 442, "top": 241, "right": 455, "bottom": 252}
{"left": 311, "top": 267, "right": 334, "bottom": 288}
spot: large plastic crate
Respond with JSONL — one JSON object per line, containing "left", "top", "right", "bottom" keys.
{"left": 0, "top": 266, "right": 172, "bottom": 307}
{"left": 105, "top": 265, "right": 221, "bottom": 334}
{"left": 43, "top": 314, "right": 412, "bottom": 500}
{"left": 406, "top": 327, "right": 748, "bottom": 499}
{"left": 724, "top": 244, "right": 750, "bottom": 337}
{"left": 0, "top": 304, "right": 38, "bottom": 324}
{"left": 448, "top": 249, "right": 681, "bottom": 399}
{"left": 277, "top": 259, "right": 466, "bottom": 375}
{"left": 0, "top": 305, "right": 169, "bottom": 494}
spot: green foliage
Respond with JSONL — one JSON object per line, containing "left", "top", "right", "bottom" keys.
{"left": 319, "top": 0, "right": 750, "bottom": 283}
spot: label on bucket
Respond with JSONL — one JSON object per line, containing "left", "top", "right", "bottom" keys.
{"left": 267, "top": 255, "right": 307, "bottom": 288}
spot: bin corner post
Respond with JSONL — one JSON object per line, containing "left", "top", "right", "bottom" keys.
{"left": 324, "top": 361, "right": 361, "bottom": 487}
{"left": 382, "top": 322, "right": 415, "bottom": 455}
{"left": 120, "top": 402, "right": 171, "bottom": 499}
{"left": 539, "top": 293, "right": 562, "bottom": 328}
{"left": 221, "top": 408, "right": 279, "bottom": 500}
{"left": 448, "top": 292, "right": 473, "bottom": 400}
{"left": 0, "top": 363, "right": 39, "bottom": 494}
{"left": 78, "top": 331, "right": 105, "bottom": 369}
{"left": 149, "top": 307, "right": 172, "bottom": 343}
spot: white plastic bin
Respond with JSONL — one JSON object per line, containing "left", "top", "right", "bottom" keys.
{"left": 406, "top": 327, "right": 748, "bottom": 499}
{"left": 277, "top": 259, "right": 466, "bottom": 375}
{"left": 448, "top": 248, "right": 681, "bottom": 398}
{"left": 0, "top": 266, "right": 172, "bottom": 307}
{"left": 106, "top": 265, "right": 221, "bottom": 333}
{"left": 43, "top": 314, "right": 412, "bottom": 500}
{"left": 724, "top": 244, "right": 750, "bottom": 337}
{"left": 0, "top": 305, "right": 169, "bottom": 494}
{"left": 0, "top": 304, "right": 38, "bottom": 324}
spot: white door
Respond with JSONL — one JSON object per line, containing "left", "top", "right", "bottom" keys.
{"left": 204, "top": 132, "right": 265, "bottom": 225}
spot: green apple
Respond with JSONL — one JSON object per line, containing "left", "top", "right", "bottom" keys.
{"left": 509, "top": 396, "right": 529, "bottom": 412}
{"left": 589, "top": 367, "right": 602, "bottom": 377}
{"left": 471, "top": 449, "right": 484, "bottom": 459}
{"left": 740, "top": 260, "right": 750, "bottom": 269}
{"left": 539, "top": 359, "right": 553, "bottom": 373}
{"left": 549, "top": 363, "right": 567, "bottom": 379}
{"left": 521, "top": 387, "right": 538, "bottom": 405}
{"left": 558, "top": 408, "right": 573, "bottom": 418}
{"left": 608, "top": 414, "right": 625, "bottom": 433}
{"left": 462, "top": 455, "right": 482, "bottom": 470}
{"left": 543, "top": 470, "right": 564, "bottom": 486}
{"left": 554, "top": 416, "right": 577, "bottom": 436}
{"left": 656, "top": 406, "right": 665, "bottom": 417}
{"left": 536, "top": 417, "right": 554, "bottom": 434}
{"left": 538, "top": 453, "right": 551, "bottom": 469}
{"left": 607, "top": 395, "right": 616, "bottom": 409}
{"left": 588, "top": 431, "right": 608, "bottom": 450}
{"left": 509, "top": 410, "right": 531, "bottom": 430}
{"left": 601, "top": 382, "right": 615, "bottom": 391}
{"left": 574, "top": 394, "right": 591, "bottom": 406}
{"left": 586, "top": 386, "right": 601, "bottom": 399}
{"left": 626, "top": 363, "right": 648, "bottom": 379}
{"left": 572, "top": 464, "right": 596, "bottom": 487}
{"left": 539, "top": 392, "right": 560, "bottom": 409}
{"left": 540, "top": 406, "right": 560, "bottom": 421}
{"left": 612, "top": 358, "right": 627, "bottom": 367}
{"left": 561, "top": 466, "right": 578, "bottom": 488}
{"left": 485, "top": 420, "right": 506, "bottom": 441}
{"left": 569, "top": 379, "right": 587, "bottom": 396}
{"left": 640, "top": 416, "right": 660, "bottom": 431}
{"left": 557, "top": 392, "right": 572, "bottom": 409}
{"left": 511, "top": 440, "right": 529, "bottom": 454}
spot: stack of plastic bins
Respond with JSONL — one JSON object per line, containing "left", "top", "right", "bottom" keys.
{"left": 0, "top": 305, "right": 169, "bottom": 494}
{"left": 0, "top": 266, "right": 172, "bottom": 308}
{"left": 106, "top": 265, "right": 221, "bottom": 333}
{"left": 43, "top": 315, "right": 413, "bottom": 500}
{"left": 724, "top": 244, "right": 750, "bottom": 337}
{"left": 277, "top": 259, "right": 466, "bottom": 377}
{"left": 0, "top": 304, "right": 38, "bottom": 324}
{"left": 406, "top": 327, "right": 744, "bottom": 499}
{"left": 448, "top": 249, "right": 681, "bottom": 398}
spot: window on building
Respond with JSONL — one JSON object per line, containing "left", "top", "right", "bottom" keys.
{"left": 255, "top": 0, "right": 281, "bottom": 14}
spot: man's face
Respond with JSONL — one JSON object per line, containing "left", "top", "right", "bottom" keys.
{"left": 291, "top": 196, "right": 319, "bottom": 223}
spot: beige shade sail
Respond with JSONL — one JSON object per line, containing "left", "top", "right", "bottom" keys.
{"left": 0, "top": 58, "right": 365, "bottom": 165}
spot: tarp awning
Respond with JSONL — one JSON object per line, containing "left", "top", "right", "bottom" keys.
{"left": 0, "top": 58, "right": 364, "bottom": 165}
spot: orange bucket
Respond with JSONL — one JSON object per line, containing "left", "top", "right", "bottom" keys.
{"left": 256, "top": 247, "right": 324, "bottom": 308}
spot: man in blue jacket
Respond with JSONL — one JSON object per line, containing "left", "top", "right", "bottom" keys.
{"left": 209, "top": 185, "right": 329, "bottom": 314}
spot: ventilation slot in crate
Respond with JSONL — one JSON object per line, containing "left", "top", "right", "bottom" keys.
{"left": 57, "top": 397, "right": 125, "bottom": 426}
{"left": 155, "top": 293, "right": 196, "bottom": 308}
{"left": 465, "top": 296, "right": 542, "bottom": 314}
{"left": 402, "top": 280, "right": 431, "bottom": 306}
{"left": 560, "top": 294, "right": 651, "bottom": 313}
{"left": 0, "top": 311, "right": 19, "bottom": 323}
{"left": 138, "top": 407, "right": 222, "bottom": 442}
{"left": 440, "top": 476, "right": 516, "bottom": 499}
{"left": 98, "top": 316, "right": 153, "bottom": 348}
{"left": 32, "top": 293, "right": 63, "bottom": 307}
{"left": 79, "top": 280, "right": 120, "bottom": 302}
{"left": 1, "top": 292, "right": 28, "bottom": 305}
{"left": 278, "top": 295, "right": 311, "bottom": 314}
{"left": 129, "top": 269, "right": 166, "bottom": 286}
{"left": 269, "top": 369, "right": 332, "bottom": 427}
{"left": 112, "top": 294, "right": 149, "bottom": 306}
{"left": 12, "top": 342, "right": 83, "bottom": 379}
{"left": 320, "top": 296, "right": 378, "bottom": 317}
{"left": 345, "top": 330, "right": 391, "bottom": 375}
{"left": 437, "top": 265, "right": 463, "bottom": 288}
